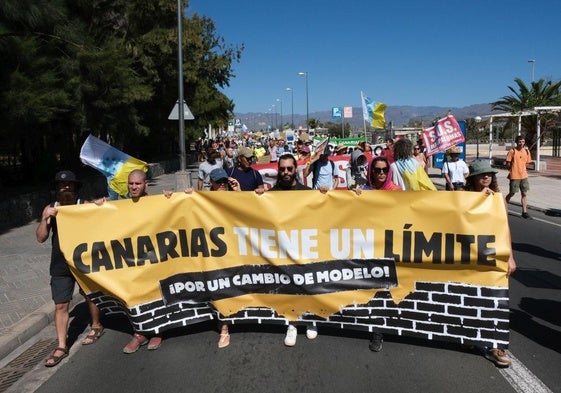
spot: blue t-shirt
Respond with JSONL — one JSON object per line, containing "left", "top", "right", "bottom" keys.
{"left": 228, "top": 167, "right": 264, "bottom": 191}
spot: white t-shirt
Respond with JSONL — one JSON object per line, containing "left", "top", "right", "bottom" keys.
{"left": 442, "top": 159, "right": 469, "bottom": 183}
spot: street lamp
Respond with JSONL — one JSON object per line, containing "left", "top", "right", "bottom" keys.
{"left": 272, "top": 104, "right": 276, "bottom": 129}
{"left": 298, "top": 72, "right": 309, "bottom": 133}
{"left": 528, "top": 59, "right": 535, "bottom": 82}
{"left": 474, "top": 116, "right": 482, "bottom": 159}
{"left": 176, "top": 0, "right": 186, "bottom": 170}
{"left": 285, "top": 88, "right": 294, "bottom": 129}
{"left": 276, "top": 98, "right": 283, "bottom": 130}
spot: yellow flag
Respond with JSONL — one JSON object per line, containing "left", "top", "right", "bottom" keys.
{"left": 372, "top": 102, "right": 387, "bottom": 129}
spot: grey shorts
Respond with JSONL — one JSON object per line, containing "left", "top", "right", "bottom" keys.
{"left": 50, "top": 275, "right": 75, "bottom": 304}
{"left": 509, "top": 178, "right": 530, "bottom": 194}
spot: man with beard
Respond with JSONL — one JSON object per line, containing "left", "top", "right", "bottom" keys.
{"left": 269, "top": 154, "right": 317, "bottom": 345}
{"left": 36, "top": 171, "right": 104, "bottom": 367}
{"left": 197, "top": 146, "right": 223, "bottom": 191}
{"left": 270, "top": 154, "right": 311, "bottom": 191}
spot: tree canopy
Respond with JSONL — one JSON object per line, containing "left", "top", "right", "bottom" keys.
{"left": 492, "top": 77, "right": 561, "bottom": 149}
{"left": 0, "top": 0, "right": 242, "bottom": 185}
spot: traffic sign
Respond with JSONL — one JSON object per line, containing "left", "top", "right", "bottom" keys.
{"left": 168, "top": 101, "right": 195, "bottom": 120}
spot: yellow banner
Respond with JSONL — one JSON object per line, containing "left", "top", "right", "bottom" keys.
{"left": 56, "top": 191, "right": 511, "bottom": 347}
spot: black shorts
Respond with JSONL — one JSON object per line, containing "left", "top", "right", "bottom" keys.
{"left": 50, "top": 275, "right": 76, "bottom": 304}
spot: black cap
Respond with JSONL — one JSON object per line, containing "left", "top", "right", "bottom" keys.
{"left": 54, "top": 170, "right": 80, "bottom": 184}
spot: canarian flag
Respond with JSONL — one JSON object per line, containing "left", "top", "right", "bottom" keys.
{"left": 79, "top": 134, "right": 147, "bottom": 198}
{"left": 393, "top": 158, "right": 437, "bottom": 191}
{"left": 361, "top": 91, "right": 386, "bottom": 129}
{"left": 372, "top": 102, "right": 387, "bottom": 129}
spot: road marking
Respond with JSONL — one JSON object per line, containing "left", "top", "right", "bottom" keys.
{"left": 500, "top": 352, "right": 553, "bottom": 393}
{"left": 508, "top": 210, "right": 561, "bottom": 228}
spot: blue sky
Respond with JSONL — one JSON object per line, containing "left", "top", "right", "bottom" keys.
{"left": 187, "top": 0, "right": 560, "bottom": 117}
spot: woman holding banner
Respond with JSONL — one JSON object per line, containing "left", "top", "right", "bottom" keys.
{"left": 354, "top": 156, "right": 402, "bottom": 352}
{"left": 464, "top": 159, "right": 517, "bottom": 368}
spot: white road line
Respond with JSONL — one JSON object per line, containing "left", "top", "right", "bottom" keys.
{"left": 499, "top": 352, "right": 553, "bottom": 393}
{"left": 508, "top": 210, "right": 561, "bottom": 228}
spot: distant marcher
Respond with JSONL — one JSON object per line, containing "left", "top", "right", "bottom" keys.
{"left": 304, "top": 152, "right": 339, "bottom": 191}
{"left": 381, "top": 138, "right": 395, "bottom": 164}
{"left": 505, "top": 135, "right": 532, "bottom": 219}
{"left": 413, "top": 143, "right": 429, "bottom": 173}
{"left": 346, "top": 149, "right": 368, "bottom": 190}
{"left": 390, "top": 139, "right": 436, "bottom": 190}
{"left": 198, "top": 147, "right": 223, "bottom": 191}
{"left": 442, "top": 146, "right": 469, "bottom": 191}
{"left": 334, "top": 143, "right": 348, "bottom": 156}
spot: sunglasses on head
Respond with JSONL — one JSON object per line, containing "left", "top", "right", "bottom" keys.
{"left": 373, "top": 167, "right": 389, "bottom": 174}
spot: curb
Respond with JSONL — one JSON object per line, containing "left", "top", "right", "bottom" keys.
{"left": 0, "top": 296, "right": 82, "bottom": 361}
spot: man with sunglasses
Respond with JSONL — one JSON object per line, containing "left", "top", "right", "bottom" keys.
{"left": 269, "top": 154, "right": 318, "bottom": 345}
{"left": 270, "top": 153, "right": 311, "bottom": 191}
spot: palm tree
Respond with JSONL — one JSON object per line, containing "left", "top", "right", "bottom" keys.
{"left": 492, "top": 78, "right": 561, "bottom": 151}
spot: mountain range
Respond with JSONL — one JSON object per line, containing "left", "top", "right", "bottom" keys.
{"left": 235, "top": 103, "right": 499, "bottom": 131}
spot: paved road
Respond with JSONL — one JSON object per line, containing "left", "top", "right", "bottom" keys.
{"left": 4, "top": 206, "right": 561, "bottom": 393}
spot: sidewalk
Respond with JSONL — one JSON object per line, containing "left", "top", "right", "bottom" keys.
{"left": 0, "top": 158, "right": 559, "bottom": 361}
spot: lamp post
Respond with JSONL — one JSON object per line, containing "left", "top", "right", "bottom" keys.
{"left": 272, "top": 104, "right": 276, "bottom": 130}
{"left": 286, "top": 88, "right": 294, "bottom": 129}
{"left": 298, "top": 72, "right": 309, "bottom": 133}
{"left": 528, "top": 59, "right": 535, "bottom": 82}
{"left": 277, "top": 98, "right": 283, "bottom": 130}
{"left": 474, "top": 116, "right": 482, "bottom": 159}
{"left": 176, "top": 0, "right": 186, "bottom": 170}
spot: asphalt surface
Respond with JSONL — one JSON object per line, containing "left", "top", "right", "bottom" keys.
{"left": 0, "top": 150, "right": 559, "bottom": 374}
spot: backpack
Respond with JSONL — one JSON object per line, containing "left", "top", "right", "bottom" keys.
{"left": 312, "top": 159, "right": 335, "bottom": 189}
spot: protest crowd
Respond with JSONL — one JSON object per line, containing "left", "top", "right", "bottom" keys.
{"left": 39, "top": 125, "right": 519, "bottom": 369}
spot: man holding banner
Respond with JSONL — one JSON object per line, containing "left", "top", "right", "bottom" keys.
{"left": 37, "top": 171, "right": 104, "bottom": 367}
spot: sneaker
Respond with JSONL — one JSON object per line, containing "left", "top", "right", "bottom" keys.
{"left": 484, "top": 348, "right": 511, "bottom": 367}
{"left": 521, "top": 212, "right": 532, "bottom": 219}
{"left": 306, "top": 326, "right": 318, "bottom": 340}
{"left": 284, "top": 325, "right": 297, "bottom": 347}
{"left": 369, "top": 332, "right": 383, "bottom": 352}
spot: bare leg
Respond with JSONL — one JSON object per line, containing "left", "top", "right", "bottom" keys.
{"left": 520, "top": 191, "right": 528, "bottom": 213}
{"left": 45, "top": 302, "right": 70, "bottom": 366}
{"left": 54, "top": 302, "right": 70, "bottom": 349}
{"left": 86, "top": 298, "right": 102, "bottom": 328}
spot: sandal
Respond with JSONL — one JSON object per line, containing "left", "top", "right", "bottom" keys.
{"left": 147, "top": 336, "right": 162, "bottom": 351}
{"left": 82, "top": 326, "right": 104, "bottom": 345}
{"left": 218, "top": 332, "right": 230, "bottom": 348}
{"left": 45, "top": 347, "right": 68, "bottom": 367}
{"left": 123, "top": 333, "right": 148, "bottom": 354}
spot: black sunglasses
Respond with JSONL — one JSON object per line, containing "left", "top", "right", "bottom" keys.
{"left": 373, "top": 167, "right": 389, "bottom": 174}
